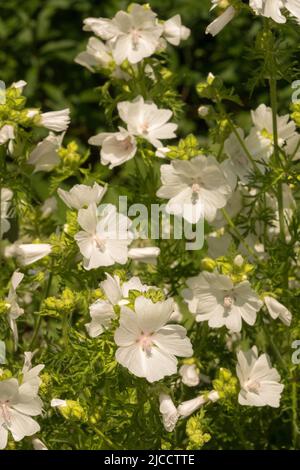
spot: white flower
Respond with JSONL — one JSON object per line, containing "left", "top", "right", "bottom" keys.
{"left": 207, "top": 231, "right": 232, "bottom": 258}
{"left": 0, "top": 356, "right": 43, "bottom": 449}
{"left": 183, "top": 271, "right": 263, "bottom": 332}
{"left": 58, "top": 183, "right": 106, "bottom": 210}
{"left": 264, "top": 296, "right": 292, "bottom": 326}
{"left": 50, "top": 398, "right": 67, "bottom": 409}
{"left": 86, "top": 298, "right": 116, "bottom": 338}
{"left": 246, "top": 104, "right": 297, "bottom": 166}
{"left": 40, "top": 197, "right": 57, "bottom": 219}
{"left": 250, "top": 0, "right": 300, "bottom": 24}
{"left": 163, "top": 15, "right": 190, "bottom": 45}
{"left": 28, "top": 133, "right": 63, "bottom": 172}
{"left": 89, "top": 127, "right": 137, "bottom": 168}
{"left": 74, "top": 203, "right": 132, "bottom": 270}
{"left": 86, "top": 273, "right": 150, "bottom": 337}
{"left": 237, "top": 346, "right": 284, "bottom": 407}
{"left": 6, "top": 271, "right": 24, "bottom": 348}
{"left": 11, "top": 80, "right": 27, "bottom": 91}
{"left": 85, "top": 4, "right": 163, "bottom": 64}
{"left": 159, "top": 394, "right": 179, "bottom": 432}
{"left": 179, "top": 364, "right": 200, "bottom": 387}
{"left": 170, "top": 301, "right": 183, "bottom": 323}
{"left": 75, "top": 37, "right": 112, "bottom": 72}
{"left": 128, "top": 246, "right": 160, "bottom": 264}
{"left": 114, "top": 296, "right": 193, "bottom": 382}
{"left": 40, "top": 109, "right": 70, "bottom": 132}
{"left": 157, "top": 156, "right": 232, "bottom": 224}
{"left": 117, "top": 96, "right": 177, "bottom": 149}
{"left": 17, "top": 244, "right": 52, "bottom": 265}
{"left": 224, "top": 129, "right": 251, "bottom": 183}
{"left": 1, "top": 188, "right": 13, "bottom": 238}
{"left": 178, "top": 390, "right": 219, "bottom": 417}
{"left": 21, "top": 352, "right": 44, "bottom": 396}
{"left": 206, "top": 3, "right": 236, "bottom": 36}
{"left": 32, "top": 438, "right": 48, "bottom": 450}
{"left": 0, "top": 124, "right": 15, "bottom": 145}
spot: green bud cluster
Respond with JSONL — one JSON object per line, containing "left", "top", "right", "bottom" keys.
{"left": 58, "top": 400, "right": 87, "bottom": 422}
{"left": 0, "top": 83, "right": 39, "bottom": 130}
{"left": 167, "top": 134, "right": 201, "bottom": 160}
{"left": 212, "top": 368, "right": 238, "bottom": 400}
{"left": 186, "top": 411, "right": 211, "bottom": 450}
{"left": 40, "top": 288, "right": 78, "bottom": 318}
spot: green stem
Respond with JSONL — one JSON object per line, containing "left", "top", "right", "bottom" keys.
{"left": 221, "top": 208, "right": 260, "bottom": 261}
{"left": 29, "top": 270, "right": 53, "bottom": 350}
{"left": 92, "top": 425, "right": 117, "bottom": 449}
{"left": 292, "top": 378, "right": 299, "bottom": 448}
{"left": 269, "top": 76, "right": 285, "bottom": 243}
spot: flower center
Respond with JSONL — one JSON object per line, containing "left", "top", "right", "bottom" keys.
{"left": 223, "top": 295, "right": 234, "bottom": 309}
{"left": 191, "top": 183, "right": 202, "bottom": 204}
{"left": 93, "top": 234, "right": 106, "bottom": 251}
{"left": 130, "top": 28, "right": 142, "bottom": 50}
{"left": 121, "top": 136, "right": 134, "bottom": 151}
{"left": 191, "top": 183, "right": 201, "bottom": 194}
{"left": 140, "top": 121, "right": 150, "bottom": 134}
{"left": 138, "top": 332, "right": 153, "bottom": 354}
{"left": 0, "top": 401, "right": 11, "bottom": 426}
{"left": 245, "top": 380, "right": 261, "bottom": 394}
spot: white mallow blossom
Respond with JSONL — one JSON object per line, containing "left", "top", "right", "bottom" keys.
{"left": 0, "top": 124, "right": 15, "bottom": 145}
{"left": 246, "top": 104, "right": 298, "bottom": 166}
{"left": 114, "top": 296, "right": 193, "bottom": 382}
{"left": 86, "top": 273, "right": 149, "bottom": 337}
{"left": 237, "top": 346, "right": 284, "bottom": 407}
{"left": 75, "top": 37, "right": 112, "bottom": 72}
{"left": 250, "top": 0, "right": 300, "bottom": 24}
{"left": 206, "top": 2, "right": 236, "bottom": 37}
{"left": 89, "top": 127, "right": 137, "bottom": 169}
{"left": 32, "top": 438, "right": 48, "bottom": 450}
{"left": 83, "top": 4, "right": 163, "bottom": 64}
{"left": 163, "top": 14, "right": 190, "bottom": 45}
{"left": 128, "top": 246, "right": 160, "bottom": 264}
{"left": 206, "top": 1, "right": 300, "bottom": 36}
{"left": 179, "top": 363, "right": 200, "bottom": 387}
{"left": 183, "top": 271, "right": 263, "bottom": 332}
{"left": 6, "top": 271, "right": 24, "bottom": 348}
{"left": 117, "top": 96, "right": 177, "bottom": 149}
{"left": 40, "top": 197, "right": 57, "bottom": 219}
{"left": 178, "top": 391, "right": 220, "bottom": 418}
{"left": 39, "top": 109, "right": 70, "bottom": 132}
{"left": 17, "top": 243, "right": 52, "bottom": 266}
{"left": 159, "top": 394, "right": 179, "bottom": 432}
{"left": 74, "top": 203, "right": 132, "bottom": 270}
{"left": 0, "top": 354, "right": 44, "bottom": 450}
{"left": 58, "top": 182, "right": 106, "bottom": 210}
{"left": 28, "top": 133, "right": 64, "bottom": 172}
{"left": 157, "top": 156, "right": 232, "bottom": 224}
{"left": 1, "top": 188, "right": 13, "bottom": 238}
{"left": 264, "top": 296, "right": 292, "bottom": 326}
{"left": 224, "top": 129, "right": 252, "bottom": 183}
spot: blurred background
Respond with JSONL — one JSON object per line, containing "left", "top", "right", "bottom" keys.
{"left": 1, "top": 0, "right": 298, "bottom": 144}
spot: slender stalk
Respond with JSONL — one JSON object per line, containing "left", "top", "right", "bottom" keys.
{"left": 29, "top": 270, "right": 53, "bottom": 350}
{"left": 269, "top": 75, "right": 285, "bottom": 243}
{"left": 221, "top": 208, "right": 260, "bottom": 261}
{"left": 292, "top": 379, "right": 299, "bottom": 448}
